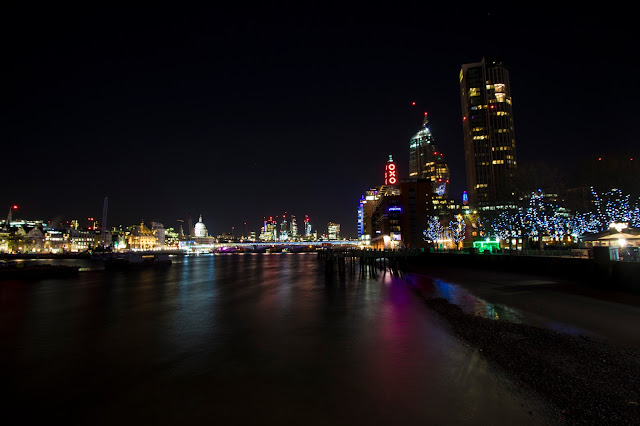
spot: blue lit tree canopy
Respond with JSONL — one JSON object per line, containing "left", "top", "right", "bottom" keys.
{"left": 423, "top": 216, "right": 444, "bottom": 243}
{"left": 482, "top": 188, "right": 640, "bottom": 243}
{"left": 449, "top": 216, "right": 466, "bottom": 246}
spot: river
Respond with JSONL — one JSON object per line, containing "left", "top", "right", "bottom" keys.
{"left": 0, "top": 253, "right": 555, "bottom": 425}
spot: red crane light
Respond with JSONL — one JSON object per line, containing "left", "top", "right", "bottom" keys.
{"left": 12, "top": 205, "right": 18, "bottom": 209}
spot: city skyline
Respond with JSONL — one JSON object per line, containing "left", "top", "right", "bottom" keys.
{"left": 4, "top": 6, "right": 638, "bottom": 237}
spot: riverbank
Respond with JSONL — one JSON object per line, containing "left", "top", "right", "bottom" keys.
{"left": 408, "top": 283, "right": 640, "bottom": 425}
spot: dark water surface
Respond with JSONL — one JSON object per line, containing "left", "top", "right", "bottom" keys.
{"left": 1, "top": 254, "right": 554, "bottom": 425}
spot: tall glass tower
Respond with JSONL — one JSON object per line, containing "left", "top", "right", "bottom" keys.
{"left": 460, "top": 57, "right": 517, "bottom": 210}
{"left": 409, "top": 113, "right": 450, "bottom": 196}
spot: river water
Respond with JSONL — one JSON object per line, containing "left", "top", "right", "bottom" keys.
{"left": 1, "top": 254, "right": 555, "bottom": 425}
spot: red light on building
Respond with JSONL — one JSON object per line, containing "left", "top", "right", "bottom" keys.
{"left": 385, "top": 159, "right": 397, "bottom": 185}
{"left": 12, "top": 205, "right": 18, "bottom": 209}
{"left": 411, "top": 101, "right": 416, "bottom": 106}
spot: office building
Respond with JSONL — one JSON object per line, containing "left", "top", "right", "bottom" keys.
{"left": 280, "top": 216, "right": 289, "bottom": 241}
{"left": 304, "top": 215, "right": 312, "bottom": 237}
{"left": 409, "top": 113, "right": 451, "bottom": 196}
{"left": 290, "top": 215, "right": 298, "bottom": 240}
{"left": 357, "top": 188, "right": 380, "bottom": 244}
{"left": 460, "top": 57, "right": 517, "bottom": 210}
{"left": 328, "top": 222, "right": 340, "bottom": 240}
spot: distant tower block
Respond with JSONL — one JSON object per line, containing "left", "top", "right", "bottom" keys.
{"left": 101, "top": 196, "right": 109, "bottom": 247}
{"left": 187, "top": 213, "right": 194, "bottom": 238}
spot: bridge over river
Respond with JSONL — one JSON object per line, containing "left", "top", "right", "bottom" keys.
{"left": 179, "top": 239, "right": 360, "bottom": 253}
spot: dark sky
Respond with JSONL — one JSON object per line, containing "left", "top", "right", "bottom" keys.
{"left": 4, "top": 5, "right": 638, "bottom": 237}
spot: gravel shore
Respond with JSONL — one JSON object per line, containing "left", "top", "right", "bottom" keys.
{"left": 413, "top": 293, "right": 640, "bottom": 425}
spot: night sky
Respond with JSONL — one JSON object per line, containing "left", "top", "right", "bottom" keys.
{"left": 4, "top": 5, "right": 638, "bottom": 237}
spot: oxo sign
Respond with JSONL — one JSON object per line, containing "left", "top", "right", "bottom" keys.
{"left": 385, "top": 161, "right": 397, "bottom": 185}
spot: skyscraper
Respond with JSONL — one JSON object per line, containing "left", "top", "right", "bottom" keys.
{"left": 304, "top": 215, "right": 312, "bottom": 237}
{"left": 409, "top": 113, "right": 451, "bottom": 196}
{"left": 290, "top": 215, "right": 298, "bottom": 240}
{"left": 328, "top": 222, "right": 340, "bottom": 240}
{"left": 279, "top": 216, "right": 289, "bottom": 241}
{"left": 460, "top": 57, "right": 517, "bottom": 210}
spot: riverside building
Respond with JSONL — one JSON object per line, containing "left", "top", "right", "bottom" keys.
{"left": 460, "top": 57, "right": 517, "bottom": 211}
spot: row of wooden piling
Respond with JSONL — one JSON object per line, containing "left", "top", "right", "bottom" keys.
{"left": 318, "top": 249, "right": 409, "bottom": 280}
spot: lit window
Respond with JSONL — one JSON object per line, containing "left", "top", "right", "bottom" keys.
{"left": 469, "top": 88, "right": 480, "bottom": 97}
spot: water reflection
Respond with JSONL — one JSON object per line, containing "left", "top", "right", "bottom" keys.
{"left": 1, "top": 254, "right": 554, "bottom": 425}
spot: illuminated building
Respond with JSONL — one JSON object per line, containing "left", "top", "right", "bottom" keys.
{"left": 357, "top": 198, "right": 365, "bottom": 239}
{"left": 328, "top": 222, "right": 340, "bottom": 240}
{"left": 260, "top": 217, "right": 278, "bottom": 242}
{"left": 357, "top": 188, "right": 380, "bottom": 244}
{"left": 69, "top": 228, "right": 98, "bottom": 252}
{"left": 304, "top": 215, "right": 312, "bottom": 237}
{"left": 128, "top": 222, "right": 156, "bottom": 250}
{"left": 0, "top": 228, "right": 9, "bottom": 252}
{"left": 189, "top": 215, "right": 216, "bottom": 245}
{"left": 11, "top": 225, "right": 45, "bottom": 253}
{"left": 44, "top": 228, "right": 69, "bottom": 253}
{"left": 290, "top": 215, "right": 298, "bottom": 240}
{"left": 164, "top": 227, "right": 180, "bottom": 248}
{"left": 460, "top": 57, "right": 517, "bottom": 210}
{"left": 371, "top": 194, "right": 402, "bottom": 249}
{"left": 409, "top": 114, "right": 450, "bottom": 196}
{"left": 280, "top": 216, "right": 289, "bottom": 241}
{"left": 360, "top": 157, "right": 402, "bottom": 247}
{"left": 194, "top": 215, "right": 208, "bottom": 238}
